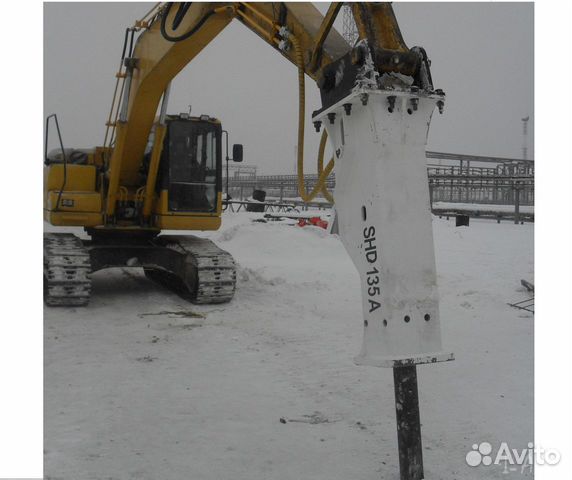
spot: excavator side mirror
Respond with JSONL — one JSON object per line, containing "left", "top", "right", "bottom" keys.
{"left": 232, "top": 144, "right": 243, "bottom": 163}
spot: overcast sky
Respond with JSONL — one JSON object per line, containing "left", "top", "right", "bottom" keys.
{"left": 44, "top": 2, "right": 534, "bottom": 174}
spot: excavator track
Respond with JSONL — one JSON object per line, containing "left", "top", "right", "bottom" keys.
{"left": 145, "top": 235, "right": 236, "bottom": 304}
{"left": 44, "top": 233, "right": 91, "bottom": 306}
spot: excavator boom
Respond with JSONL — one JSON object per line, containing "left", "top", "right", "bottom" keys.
{"left": 105, "top": 2, "right": 418, "bottom": 216}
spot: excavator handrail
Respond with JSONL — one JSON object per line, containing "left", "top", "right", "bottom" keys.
{"left": 45, "top": 113, "right": 68, "bottom": 211}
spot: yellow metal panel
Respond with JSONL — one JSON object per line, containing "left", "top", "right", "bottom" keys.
{"left": 44, "top": 210, "right": 103, "bottom": 227}
{"left": 351, "top": 3, "right": 409, "bottom": 52}
{"left": 152, "top": 190, "right": 222, "bottom": 230}
{"left": 47, "top": 191, "right": 102, "bottom": 213}
{"left": 154, "top": 214, "right": 221, "bottom": 231}
{"left": 45, "top": 164, "right": 97, "bottom": 192}
{"left": 154, "top": 190, "right": 222, "bottom": 217}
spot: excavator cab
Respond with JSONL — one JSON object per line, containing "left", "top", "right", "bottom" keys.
{"left": 137, "top": 113, "right": 242, "bottom": 231}
{"left": 159, "top": 115, "right": 221, "bottom": 214}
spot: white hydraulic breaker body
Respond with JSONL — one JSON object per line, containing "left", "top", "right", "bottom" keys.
{"left": 313, "top": 86, "right": 453, "bottom": 368}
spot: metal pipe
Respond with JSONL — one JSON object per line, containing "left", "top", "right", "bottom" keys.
{"left": 104, "top": 74, "right": 123, "bottom": 147}
{"left": 222, "top": 130, "right": 230, "bottom": 205}
{"left": 135, "top": 2, "right": 161, "bottom": 26}
{"left": 109, "top": 71, "right": 127, "bottom": 148}
{"left": 393, "top": 365, "right": 424, "bottom": 480}
{"left": 159, "top": 82, "right": 171, "bottom": 125}
{"left": 119, "top": 68, "right": 133, "bottom": 122}
{"left": 105, "top": 124, "right": 128, "bottom": 219}
{"left": 241, "top": 3, "right": 278, "bottom": 29}
{"left": 514, "top": 181, "right": 521, "bottom": 225}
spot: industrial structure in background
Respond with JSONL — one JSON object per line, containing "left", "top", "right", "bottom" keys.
{"left": 225, "top": 150, "right": 534, "bottom": 222}
{"left": 226, "top": 151, "right": 534, "bottom": 204}
{"left": 342, "top": 3, "right": 359, "bottom": 46}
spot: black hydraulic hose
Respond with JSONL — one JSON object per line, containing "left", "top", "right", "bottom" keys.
{"left": 120, "top": 27, "right": 136, "bottom": 61}
{"left": 160, "top": 2, "right": 215, "bottom": 42}
{"left": 44, "top": 116, "right": 51, "bottom": 165}
{"left": 128, "top": 28, "right": 135, "bottom": 57}
{"left": 120, "top": 28, "right": 129, "bottom": 60}
{"left": 171, "top": 2, "right": 192, "bottom": 29}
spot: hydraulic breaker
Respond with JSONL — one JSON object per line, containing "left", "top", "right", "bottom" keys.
{"left": 315, "top": 85, "right": 453, "bottom": 368}
{"left": 313, "top": 46, "right": 453, "bottom": 480}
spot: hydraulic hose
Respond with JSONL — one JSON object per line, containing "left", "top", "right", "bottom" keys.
{"left": 160, "top": 2, "right": 215, "bottom": 42}
{"left": 290, "top": 34, "right": 334, "bottom": 203}
{"left": 317, "top": 129, "right": 335, "bottom": 203}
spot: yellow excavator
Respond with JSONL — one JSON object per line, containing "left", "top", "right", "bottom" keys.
{"left": 44, "top": 2, "right": 438, "bottom": 307}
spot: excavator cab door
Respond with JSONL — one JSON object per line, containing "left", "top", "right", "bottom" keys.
{"left": 161, "top": 119, "right": 222, "bottom": 213}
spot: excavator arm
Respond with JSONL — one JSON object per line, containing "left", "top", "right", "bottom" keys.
{"left": 108, "top": 3, "right": 344, "bottom": 199}
{"left": 105, "top": 2, "right": 424, "bottom": 215}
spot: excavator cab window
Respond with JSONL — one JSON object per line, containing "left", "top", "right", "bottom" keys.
{"left": 163, "top": 119, "right": 221, "bottom": 212}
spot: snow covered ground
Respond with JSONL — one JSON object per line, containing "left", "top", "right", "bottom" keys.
{"left": 44, "top": 212, "right": 533, "bottom": 480}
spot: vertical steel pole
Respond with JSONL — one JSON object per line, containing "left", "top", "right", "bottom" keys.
{"left": 393, "top": 365, "right": 424, "bottom": 480}
{"left": 514, "top": 182, "right": 520, "bottom": 225}
{"left": 222, "top": 130, "right": 230, "bottom": 204}
{"left": 226, "top": 158, "right": 230, "bottom": 202}
{"left": 158, "top": 83, "right": 171, "bottom": 125}
{"left": 521, "top": 116, "right": 529, "bottom": 161}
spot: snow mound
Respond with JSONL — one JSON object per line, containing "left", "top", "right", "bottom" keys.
{"left": 298, "top": 225, "right": 333, "bottom": 239}
{"left": 216, "top": 224, "right": 242, "bottom": 242}
{"left": 237, "top": 265, "right": 286, "bottom": 288}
